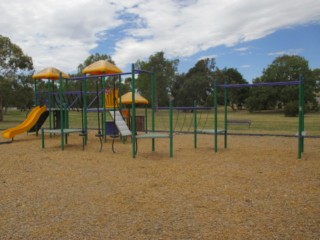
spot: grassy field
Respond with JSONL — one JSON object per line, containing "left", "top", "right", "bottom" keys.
{"left": 1, "top": 107, "right": 320, "bottom": 136}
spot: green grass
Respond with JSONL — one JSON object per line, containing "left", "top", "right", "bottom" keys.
{"left": 0, "top": 109, "right": 31, "bottom": 130}
{"left": 143, "top": 107, "right": 320, "bottom": 136}
{"left": 1, "top": 107, "right": 319, "bottom": 136}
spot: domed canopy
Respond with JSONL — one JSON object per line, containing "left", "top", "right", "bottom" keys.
{"left": 82, "top": 60, "right": 122, "bottom": 75}
{"left": 119, "top": 92, "right": 149, "bottom": 105}
{"left": 32, "top": 67, "right": 70, "bottom": 80}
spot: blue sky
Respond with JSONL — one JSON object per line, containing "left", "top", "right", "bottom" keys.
{"left": 93, "top": 23, "right": 320, "bottom": 82}
{"left": 1, "top": 0, "right": 319, "bottom": 82}
{"left": 180, "top": 24, "right": 320, "bottom": 81}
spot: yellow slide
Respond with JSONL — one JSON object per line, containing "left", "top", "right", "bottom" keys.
{"left": 2, "top": 106, "right": 47, "bottom": 139}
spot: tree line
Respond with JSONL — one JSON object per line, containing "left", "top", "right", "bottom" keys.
{"left": 1, "top": 35, "right": 319, "bottom": 121}
{"left": 135, "top": 52, "right": 319, "bottom": 116}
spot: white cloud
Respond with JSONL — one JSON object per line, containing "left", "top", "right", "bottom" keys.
{"left": 198, "top": 54, "right": 218, "bottom": 61}
{"left": 1, "top": 0, "right": 319, "bottom": 73}
{"left": 240, "top": 65, "right": 251, "bottom": 69}
{"left": 234, "top": 47, "right": 250, "bottom": 52}
{"left": 0, "top": 0, "right": 123, "bottom": 72}
{"left": 268, "top": 48, "right": 304, "bottom": 56}
{"left": 112, "top": 0, "right": 320, "bottom": 69}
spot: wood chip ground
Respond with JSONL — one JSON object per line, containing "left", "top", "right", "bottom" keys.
{"left": 1, "top": 133, "right": 319, "bottom": 239}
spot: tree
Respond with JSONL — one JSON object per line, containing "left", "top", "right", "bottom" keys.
{"left": 0, "top": 35, "right": 33, "bottom": 119}
{"left": 74, "top": 53, "right": 117, "bottom": 92}
{"left": 73, "top": 53, "right": 131, "bottom": 108}
{"left": 213, "top": 68, "right": 249, "bottom": 110}
{"left": 246, "top": 55, "right": 318, "bottom": 114}
{"left": 311, "top": 68, "right": 320, "bottom": 93}
{"left": 172, "top": 58, "right": 215, "bottom": 107}
{"left": 135, "top": 52, "right": 179, "bottom": 107}
{"left": 77, "top": 53, "right": 115, "bottom": 73}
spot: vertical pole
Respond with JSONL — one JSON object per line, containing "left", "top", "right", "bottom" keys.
{"left": 193, "top": 100, "right": 197, "bottom": 149}
{"left": 83, "top": 77, "right": 88, "bottom": 145}
{"left": 144, "top": 105, "right": 148, "bottom": 133}
{"left": 169, "top": 99, "right": 173, "bottom": 158}
{"left": 64, "top": 103, "right": 68, "bottom": 144}
{"left": 59, "top": 73, "right": 64, "bottom": 150}
{"left": 113, "top": 76, "right": 116, "bottom": 122}
{"left": 119, "top": 75, "right": 123, "bottom": 140}
{"left": 298, "top": 74, "right": 304, "bottom": 159}
{"left": 151, "top": 71, "right": 155, "bottom": 151}
{"left": 131, "top": 64, "right": 136, "bottom": 158}
{"left": 224, "top": 82, "right": 228, "bottom": 149}
{"left": 41, "top": 128, "right": 45, "bottom": 148}
{"left": 214, "top": 80, "right": 218, "bottom": 153}
{"left": 119, "top": 75, "right": 122, "bottom": 107}
{"left": 49, "top": 79, "right": 52, "bottom": 137}
{"left": 102, "top": 77, "right": 106, "bottom": 142}
{"left": 301, "top": 75, "right": 305, "bottom": 153}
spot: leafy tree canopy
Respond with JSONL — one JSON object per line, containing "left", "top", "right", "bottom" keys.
{"left": 172, "top": 58, "right": 215, "bottom": 107}
{"left": 246, "top": 55, "right": 318, "bottom": 114}
{"left": 135, "top": 52, "right": 179, "bottom": 107}
{"left": 0, "top": 35, "right": 34, "bottom": 113}
{"left": 213, "top": 68, "right": 249, "bottom": 109}
{"left": 77, "top": 53, "right": 115, "bottom": 74}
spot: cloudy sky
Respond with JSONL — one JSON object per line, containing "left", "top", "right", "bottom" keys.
{"left": 1, "top": 0, "right": 320, "bottom": 81}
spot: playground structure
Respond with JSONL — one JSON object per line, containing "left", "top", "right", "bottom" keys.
{"left": 148, "top": 77, "right": 307, "bottom": 159}
{"left": 31, "top": 61, "right": 173, "bottom": 157}
{"left": 0, "top": 60, "right": 311, "bottom": 159}
{"left": 191, "top": 78, "right": 306, "bottom": 159}
{"left": 0, "top": 67, "right": 70, "bottom": 141}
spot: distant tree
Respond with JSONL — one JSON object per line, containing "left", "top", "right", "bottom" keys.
{"left": 74, "top": 53, "right": 131, "bottom": 108}
{"left": 74, "top": 53, "right": 116, "bottom": 92}
{"left": 172, "top": 58, "right": 215, "bottom": 107}
{"left": 77, "top": 53, "right": 115, "bottom": 74}
{"left": 246, "top": 55, "right": 318, "bottom": 114}
{"left": 135, "top": 52, "right": 179, "bottom": 107}
{"left": 0, "top": 35, "right": 33, "bottom": 119}
{"left": 213, "top": 68, "right": 249, "bottom": 110}
{"left": 311, "top": 68, "right": 320, "bottom": 92}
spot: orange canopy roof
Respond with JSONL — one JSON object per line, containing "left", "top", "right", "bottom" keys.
{"left": 82, "top": 60, "right": 122, "bottom": 75}
{"left": 32, "top": 67, "right": 70, "bottom": 80}
{"left": 119, "top": 92, "right": 149, "bottom": 105}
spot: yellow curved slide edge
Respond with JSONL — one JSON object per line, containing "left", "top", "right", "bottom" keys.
{"left": 2, "top": 106, "right": 47, "bottom": 139}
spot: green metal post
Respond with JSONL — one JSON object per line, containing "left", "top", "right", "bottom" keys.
{"left": 214, "top": 80, "right": 218, "bottom": 153}
{"left": 301, "top": 75, "right": 305, "bottom": 153}
{"left": 49, "top": 79, "right": 53, "bottom": 137}
{"left": 224, "top": 82, "right": 228, "bottom": 148}
{"left": 41, "top": 128, "right": 45, "bottom": 148}
{"left": 131, "top": 64, "right": 136, "bottom": 158}
{"left": 59, "top": 74, "right": 64, "bottom": 150}
{"left": 83, "top": 77, "right": 88, "bottom": 145}
{"left": 119, "top": 75, "right": 122, "bottom": 107}
{"left": 65, "top": 103, "right": 69, "bottom": 144}
{"left": 102, "top": 77, "right": 106, "bottom": 142}
{"left": 169, "top": 99, "right": 173, "bottom": 158}
{"left": 151, "top": 71, "right": 155, "bottom": 151}
{"left": 194, "top": 100, "right": 197, "bottom": 149}
{"left": 145, "top": 105, "right": 148, "bottom": 133}
{"left": 298, "top": 75, "right": 304, "bottom": 159}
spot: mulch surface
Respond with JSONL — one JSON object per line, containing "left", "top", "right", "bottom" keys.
{"left": 1, "top": 132, "right": 319, "bottom": 239}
